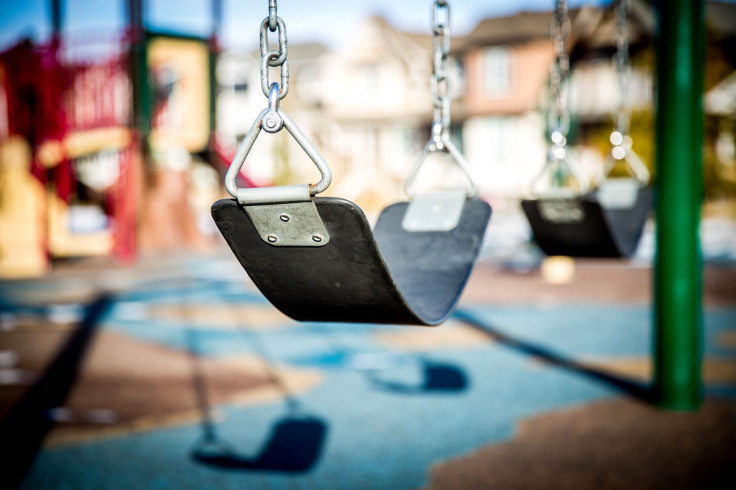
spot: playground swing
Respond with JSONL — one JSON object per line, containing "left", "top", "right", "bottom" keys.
{"left": 521, "top": 0, "right": 652, "bottom": 258}
{"left": 211, "top": 0, "right": 491, "bottom": 326}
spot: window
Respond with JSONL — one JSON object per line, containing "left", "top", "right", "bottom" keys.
{"left": 483, "top": 47, "right": 512, "bottom": 97}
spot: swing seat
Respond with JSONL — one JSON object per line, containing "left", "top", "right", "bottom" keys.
{"left": 521, "top": 184, "right": 652, "bottom": 258}
{"left": 212, "top": 197, "right": 491, "bottom": 325}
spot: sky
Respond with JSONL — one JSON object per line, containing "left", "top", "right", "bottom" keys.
{"left": 0, "top": 0, "right": 615, "bottom": 52}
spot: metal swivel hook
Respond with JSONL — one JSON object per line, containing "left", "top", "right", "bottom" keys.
{"left": 262, "top": 82, "right": 284, "bottom": 133}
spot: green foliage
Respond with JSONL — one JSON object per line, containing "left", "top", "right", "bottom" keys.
{"left": 704, "top": 117, "right": 736, "bottom": 200}
{"left": 585, "top": 109, "right": 736, "bottom": 200}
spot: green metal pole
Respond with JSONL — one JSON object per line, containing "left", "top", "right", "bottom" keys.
{"left": 654, "top": 0, "right": 705, "bottom": 410}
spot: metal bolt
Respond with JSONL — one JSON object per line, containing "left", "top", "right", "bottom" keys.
{"left": 267, "top": 234, "right": 278, "bottom": 243}
{"left": 312, "top": 234, "right": 323, "bottom": 243}
{"left": 265, "top": 117, "right": 277, "bottom": 129}
{"left": 279, "top": 214, "right": 290, "bottom": 222}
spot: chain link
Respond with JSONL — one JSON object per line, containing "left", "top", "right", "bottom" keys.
{"left": 260, "top": 16, "right": 287, "bottom": 67}
{"left": 533, "top": 0, "right": 591, "bottom": 194}
{"left": 614, "top": 0, "right": 630, "bottom": 137}
{"left": 260, "top": 51, "right": 289, "bottom": 99}
{"left": 268, "top": 0, "right": 277, "bottom": 32}
{"left": 603, "top": 1, "right": 648, "bottom": 183}
{"left": 430, "top": 0, "right": 451, "bottom": 147}
{"left": 259, "top": 0, "right": 289, "bottom": 99}
{"left": 404, "top": 0, "right": 479, "bottom": 197}
{"left": 548, "top": 0, "right": 571, "bottom": 143}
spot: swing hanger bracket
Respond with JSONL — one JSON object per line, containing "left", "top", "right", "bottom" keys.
{"left": 221, "top": 0, "right": 332, "bottom": 247}
{"left": 429, "top": 123, "right": 446, "bottom": 151}
{"left": 404, "top": 0, "right": 480, "bottom": 201}
{"left": 262, "top": 82, "right": 284, "bottom": 133}
{"left": 223, "top": 94, "right": 332, "bottom": 246}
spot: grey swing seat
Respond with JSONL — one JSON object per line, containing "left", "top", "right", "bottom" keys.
{"left": 213, "top": 197, "right": 489, "bottom": 325}
{"left": 522, "top": 132, "right": 651, "bottom": 258}
{"left": 212, "top": 84, "right": 490, "bottom": 326}
{"left": 524, "top": 0, "right": 651, "bottom": 259}
{"left": 521, "top": 183, "right": 651, "bottom": 258}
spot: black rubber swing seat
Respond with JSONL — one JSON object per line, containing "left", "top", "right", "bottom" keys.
{"left": 521, "top": 186, "right": 652, "bottom": 258}
{"left": 212, "top": 197, "right": 491, "bottom": 325}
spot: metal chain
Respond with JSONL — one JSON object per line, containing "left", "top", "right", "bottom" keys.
{"left": 259, "top": 0, "right": 289, "bottom": 99}
{"left": 532, "top": 0, "right": 591, "bottom": 194}
{"left": 268, "top": 0, "right": 277, "bottom": 31}
{"left": 615, "top": 0, "right": 630, "bottom": 135}
{"left": 430, "top": 0, "right": 451, "bottom": 148}
{"left": 606, "top": 0, "right": 648, "bottom": 183}
{"left": 611, "top": 0, "right": 631, "bottom": 159}
{"left": 224, "top": 0, "right": 333, "bottom": 203}
{"left": 404, "top": 0, "right": 479, "bottom": 198}
{"left": 548, "top": 0, "right": 571, "bottom": 143}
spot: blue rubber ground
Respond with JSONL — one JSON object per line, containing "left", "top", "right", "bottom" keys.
{"left": 9, "top": 259, "right": 736, "bottom": 490}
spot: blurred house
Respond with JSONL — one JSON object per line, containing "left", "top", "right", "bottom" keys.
{"left": 318, "top": 16, "right": 438, "bottom": 207}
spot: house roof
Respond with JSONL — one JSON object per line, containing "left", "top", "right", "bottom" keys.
{"left": 453, "top": 7, "right": 604, "bottom": 52}
{"left": 365, "top": 14, "right": 432, "bottom": 51}
{"left": 575, "top": 0, "right": 654, "bottom": 52}
{"left": 456, "top": 10, "right": 553, "bottom": 50}
{"left": 451, "top": 0, "right": 734, "bottom": 57}
{"left": 578, "top": 0, "right": 736, "bottom": 52}
{"left": 708, "top": 1, "right": 736, "bottom": 41}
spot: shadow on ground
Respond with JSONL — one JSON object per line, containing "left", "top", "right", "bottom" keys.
{"left": 184, "top": 318, "right": 328, "bottom": 474}
{"left": 454, "top": 309, "right": 654, "bottom": 402}
{"left": 368, "top": 359, "right": 469, "bottom": 394}
{"left": 190, "top": 415, "right": 328, "bottom": 473}
{"left": 0, "top": 294, "right": 114, "bottom": 489}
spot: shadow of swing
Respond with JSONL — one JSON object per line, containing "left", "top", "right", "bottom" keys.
{"left": 299, "top": 323, "right": 471, "bottom": 395}
{"left": 181, "top": 312, "right": 328, "bottom": 474}
{"left": 0, "top": 294, "right": 114, "bottom": 489}
{"left": 368, "top": 359, "right": 469, "bottom": 394}
{"left": 190, "top": 415, "right": 328, "bottom": 473}
{"left": 454, "top": 309, "right": 654, "bottom": 403}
